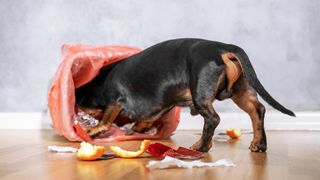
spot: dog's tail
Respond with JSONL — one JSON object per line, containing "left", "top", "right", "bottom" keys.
{"left": 232, "top": 46, "right": 295, "bottom": 117}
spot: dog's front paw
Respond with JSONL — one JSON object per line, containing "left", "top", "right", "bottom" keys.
{"left": 249, "top": 141, "right": 267, "bottom": 152}
{"left": 191, "top": 140, "right": 212, "bottom": 152}
{"left": 86, "top": 124, "right": 110, "bottom": 138}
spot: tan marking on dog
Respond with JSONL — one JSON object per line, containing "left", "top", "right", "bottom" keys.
{"left": 132, "top": 121, "right": 154, "bottom": 132}
{"left": 191, "top": 139, "right": 213, "bottom": 151}
{"left": 178, "top": 89, "right": 192, "bottom": 100}
{"left": 221, "top": 52, "right": 243, "bottom": 90}
{"left": 101, "top": 103, "right": 121, "bottom": 126}
{"left": 88, "top": 103, "right": 121, "bottom": 137}
{"left": 231, "top": 77, "right": 266, "bottom": 152}
{"left": 141, "top": 105, "right": 174, "bottom": 122}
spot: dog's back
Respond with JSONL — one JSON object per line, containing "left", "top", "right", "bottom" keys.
{"left": 101, "top": 39, "right": 230, "bottom": 120}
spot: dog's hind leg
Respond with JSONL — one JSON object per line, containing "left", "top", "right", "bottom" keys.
{"left": 231, "top": 76, "right": 267, "bottom": 152}
{"left": 190, "top": 62, "right": 225, "bottom": 152}
{"left": 87, "top": 102, "right": 121, "bottom": 137}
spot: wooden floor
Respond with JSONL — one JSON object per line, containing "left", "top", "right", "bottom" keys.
{"left": 0, "top": 130, "right": 319, "bottom": 180}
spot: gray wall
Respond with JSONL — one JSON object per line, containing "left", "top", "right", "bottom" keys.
{"left": 1, "top": 0, "right": 319, "bottom": 112}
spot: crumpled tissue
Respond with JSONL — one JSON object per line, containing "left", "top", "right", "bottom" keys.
{"left": 48, "top": 145, "right": 78, "bottom": 153}
{"left": 147, "top": 156, "right": 235, "bottom": 170}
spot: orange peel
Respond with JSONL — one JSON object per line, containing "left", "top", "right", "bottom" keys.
{"left": 226, "top": 128, "right": 242, "bottom": 139}
{"left": 77, "top": 142, "right": 106, "bottom": 160}
{"left": 110, "top": 140, "right": 151, "bottom": 158}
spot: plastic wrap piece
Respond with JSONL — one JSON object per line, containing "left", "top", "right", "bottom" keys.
{"left": 48, "top": 44, "right": 181, "bottom": 142}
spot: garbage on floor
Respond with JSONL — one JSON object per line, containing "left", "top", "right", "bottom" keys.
{"left": 48, "top": 140, "right": 236, "bottom": 169}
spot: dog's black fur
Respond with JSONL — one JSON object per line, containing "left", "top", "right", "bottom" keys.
{"left": 76, "top": 38, "right": 295, "bottom": 152}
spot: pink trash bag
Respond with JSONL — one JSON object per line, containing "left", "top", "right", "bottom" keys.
{"left": 48, "top": 44, "right": 180, "bottom": 142}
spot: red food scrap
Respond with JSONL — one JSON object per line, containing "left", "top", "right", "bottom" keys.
{"left": 147, "top": 143, "right": 203, "bottom": 160}
{"left": 74, "top": 123, "right": 92, "bottom": 142}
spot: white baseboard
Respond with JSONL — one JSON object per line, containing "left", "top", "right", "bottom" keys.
{"left": 179, "top": 111, "right": 320, "bottom": 130}
{"left": 0, "top": 112, "right": 52, "bottom": 129}
{"left": 0, "top": 111, "right": 319, "bottom": 130}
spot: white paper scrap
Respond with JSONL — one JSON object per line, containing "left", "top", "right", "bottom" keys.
{"left": 48, "top": 145, "right": 78, "bottom": 153}
{"left": 213, "top": 135, "right": 230, "bottom": 142}
{"left": 147, "top": 156, "right": 235, "bottom": 170}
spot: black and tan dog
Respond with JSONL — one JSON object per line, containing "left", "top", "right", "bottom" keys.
{"left": 76, "top": 38, "right": 295, "bottom": 152}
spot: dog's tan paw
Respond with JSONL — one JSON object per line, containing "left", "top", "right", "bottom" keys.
{"left": 191, "top": 140, "right": 212, "bottom": 152}
{"left": 191, "top": 140, "right": 202, "bottom": 151}
{"left": 249, "top": 141, "right": 267, "bottom": 152}
{"left": 87, "top": 124, "right": 110, "bottom": 138}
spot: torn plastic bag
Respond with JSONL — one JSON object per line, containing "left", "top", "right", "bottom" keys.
{"left": 48, "top": 44, "right": 181, "bottom": 142}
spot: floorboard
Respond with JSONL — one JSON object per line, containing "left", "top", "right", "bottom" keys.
{"left": 0, "top": 130, "right": 319, "bottom": 180}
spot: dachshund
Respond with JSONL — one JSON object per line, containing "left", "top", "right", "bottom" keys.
{"left": 76, "top": 38, "right": 295, "bottom": 152}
